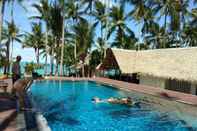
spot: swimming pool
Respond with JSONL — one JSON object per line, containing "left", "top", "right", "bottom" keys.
{"left": 28, "top": 80, "right": 197, "bottom": 131}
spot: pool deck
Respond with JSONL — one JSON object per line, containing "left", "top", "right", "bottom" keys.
{"left": 45, "top": 77, "right": 197, "bottom": 106}
{"left": 0, "top": 79, "right": 26, "bottom": 131}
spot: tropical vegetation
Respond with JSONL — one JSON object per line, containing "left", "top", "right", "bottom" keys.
{"left": 0, "top": 0, "right": 196, "bottom": 76}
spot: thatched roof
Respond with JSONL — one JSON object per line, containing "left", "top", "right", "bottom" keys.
{"left": 100, "top": 47, "right": 197, "bottom": 82}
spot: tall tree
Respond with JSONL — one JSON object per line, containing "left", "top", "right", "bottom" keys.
{"left": 2, "top": 21, "right": 22, "bottom": 74}
{"left": 107, "top": 5, "right": 136, "bottom": 49}
{"left": 71, "top": 19, "right": 95, "bottom": 76}
{"left": 65, "top": 0, "right": 84, "bottom": 60}
{"left": 59, "top": 0, "right": 66, "bottom": 76}
{"left": 23, "top": 22, "right": 44, "bottom": 64}
{"left": 32, "top": 0, "right": 50, "bottom": 75}
{"left": 92, "top": 1, "right": 107, "bottom": 40}
{"left": 0, "top": 0, "right": 25, "bottom": 51}
{"left": 48, "top": 1, "right": 63, "bottom": 75}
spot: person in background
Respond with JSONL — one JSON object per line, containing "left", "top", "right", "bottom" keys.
{"left": 12, "top": 55, "right": 22, "bottom": 84}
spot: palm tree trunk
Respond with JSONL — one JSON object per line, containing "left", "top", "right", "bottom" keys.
{"left": 164, "top": 12, "right": 167, "bottom": 32}
{"left": 10, "top": 39, "right": 14, "bottom": 62}
{"left": 37, "top": 48, "right": 40, "bottom": 64}
{"left": 34, "top": 48, "right": 38, "bottom": 64}
{"left": 55, "top": 60, "right": 58, "bottom": 76}
{"left": 60, "top": 18, "right": 65, "bottom": 76}
{"left": 4, "top": 41, "right": 10, "bottom": 74}
{"left": 0, "top": 1, "right": 4, "bottom": 45}
{"left": 74, "top": 41, "right": 77, "bottom": 61}
{"left": 82, "top": 64, "right": 85, "bottom": 77}
{"left": 11, "top": 1, "right": 14, "bottom": 21}
{"left": 101, "top": 23, "right": 103, "bottom": 40}
{"left": 50, "top": 48, "right": 54, "bottom": 76}
{"left": 44, "top": 28, "right": 48, "bottom": 76}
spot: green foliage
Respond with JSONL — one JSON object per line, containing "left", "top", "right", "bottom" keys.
{"left": 25, "top": 62, "right": 43, "bottom": 74}
{"left": 89, "top": 49, "right": 102, "bottom": 71}
{"left": 71, "top": 19, "right": 95, "bottom": 58}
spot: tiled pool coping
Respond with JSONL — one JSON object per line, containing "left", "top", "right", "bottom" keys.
{"left": 44, "top": 77, "right": 197, "bottom": 106}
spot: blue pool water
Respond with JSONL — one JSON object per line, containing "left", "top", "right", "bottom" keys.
{"left": 28, "top": 80, "right": 197, "bottom": 131}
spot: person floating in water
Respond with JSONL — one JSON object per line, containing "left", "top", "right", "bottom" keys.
{"left": 92, "top": 97, "right": 135, "bottom": 106}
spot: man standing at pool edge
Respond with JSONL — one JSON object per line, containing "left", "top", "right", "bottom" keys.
{"left": 12, "top": 55, "right": 22, "bottom": 84}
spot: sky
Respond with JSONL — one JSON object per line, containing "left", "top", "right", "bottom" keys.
{"left": 3, "top": 0, "right": 195, "bottom": 63}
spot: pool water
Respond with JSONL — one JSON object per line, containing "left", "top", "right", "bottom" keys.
{"left": 28, "top": 80, "right": 197, "bottom": 131}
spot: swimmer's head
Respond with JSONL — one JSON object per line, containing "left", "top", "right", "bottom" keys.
{"left": 127, "top": 97, "right": 132, "bottom": 100}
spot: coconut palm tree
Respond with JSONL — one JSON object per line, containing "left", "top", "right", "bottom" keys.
{"left": 31, "top": 0, "right": 50, "bottom": 75}
{"left": 58, "top": 0, "right": 67, "bottom": 76}
{"left": 23, "top": 22, "right": 45, "bottom": 64}
{"left": 0, "top": 0, "right": 25, "bottom": 51}
{"left": 71, "top": 19, "right": 95, "bottom": 77}
{"left": 92, "top": 1, "right": 107, "bottom": 40}
{"left": 2, "top": 21, "right": 22, "bottom": 74}
{"left": 107, "top": 5, "right": 136, "bottom": 49}
{"left": 65, "top": 0, "right": 85, "bottom": 61}
{"left": 81, "top": 0, "right": 95, "bottom": 14}
{"left": 72, "top": 19, "right": 94, "bottom": 58}
{"left": 0, "top": 43, "right": 6, "bottom": 69}
{"left": 144, "top": 22, "right": 170, "bottom": 49}
{"left": 48, "top": 1, "right": 63, "bottom": 75}
{"left": 191, "top": 8, "right": 197, "bottom": 27}
{"left": 65, "top": 0, "right": 84, "bottom": 22}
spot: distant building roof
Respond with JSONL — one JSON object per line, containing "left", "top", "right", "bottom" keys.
{"left": 100, "top": 47, "right": 197, "bottom": 82}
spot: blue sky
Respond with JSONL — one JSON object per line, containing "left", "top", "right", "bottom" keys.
{"left": 3, "top": 0, "right": 195, "bottom": 63}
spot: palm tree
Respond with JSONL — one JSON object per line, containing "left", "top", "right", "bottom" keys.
{"left": 191, "top": 8, "right": 197, "bottom": 27}
{"left": 65, "top": 0, "right": 84, "bottom": 61}
{"left": 180, "top": 8, "right": 197, "bottom": 46}
{"left": 152, "top": 0, "right": 187, "bottom": 33}
{"left": 0, "top": 0, "right": 6, "bottom": 45}
{"left": 181, "top": 24, "right": 197, "bottom": 47}
{"left": 0, "top": 43, "right": 6, "bottom": 69}
{"left": 81, "top": 0, "right": 95, "bottom": 14}
{"left": 65, "top": 0, "right": 84, "bottom": 22}
{"left": 2, "top": 21, "right": 22, "bottom": 74}
{"left": 48, "top": 1, "right": 63, "bottom": 75}
{"left": 144, "top": 22, "right": 169, "bottom": 49}
{"left": 92, "top": 1, "right": 107, "bottom": 40}
{"left": 32, "top": 0, "right": 50, "bottom": 75}
{"left": 71, "top": 19, "right": 95, "bottom": 77}
{"left": 107, "top": 5, "right": 136, "bottom": 49}
{"left": 58, "top": 0, "right": 67, "bottom": 76}
{"left": 72, "top": 19, "right": 94, "bottom": 58}
{"left": 23, "top": 22, "right": 45, "bottom": 64}
{"left": 89, "top": 49, "right": 102, "bottom": 76}
{"left": 0, "top": 0, "right": 25, "bottom": 51}
{"left": 95, "top": 37, "right": 105, "bottom": 61}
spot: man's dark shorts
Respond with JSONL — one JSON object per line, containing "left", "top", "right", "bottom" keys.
{"left": 12, "top": 74, "right": 21, "bottom": 84}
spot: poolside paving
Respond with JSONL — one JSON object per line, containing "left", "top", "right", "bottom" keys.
{"left": 0, "top": 81, "right": 26, "bottom": 131}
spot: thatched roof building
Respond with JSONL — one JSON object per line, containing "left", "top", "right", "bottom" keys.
{"left": 100, "top": 47, "right": 197, "bottom": 82}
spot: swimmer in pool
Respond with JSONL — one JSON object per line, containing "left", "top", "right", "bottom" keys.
{"left": 107, "top": 97, "right": 133, "bottom": 106}
{"left": 91, "top": 97, "right": 105, "bottom": 103}
{"left": 92, "top": 97, "right": 134, "bottom": 106}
